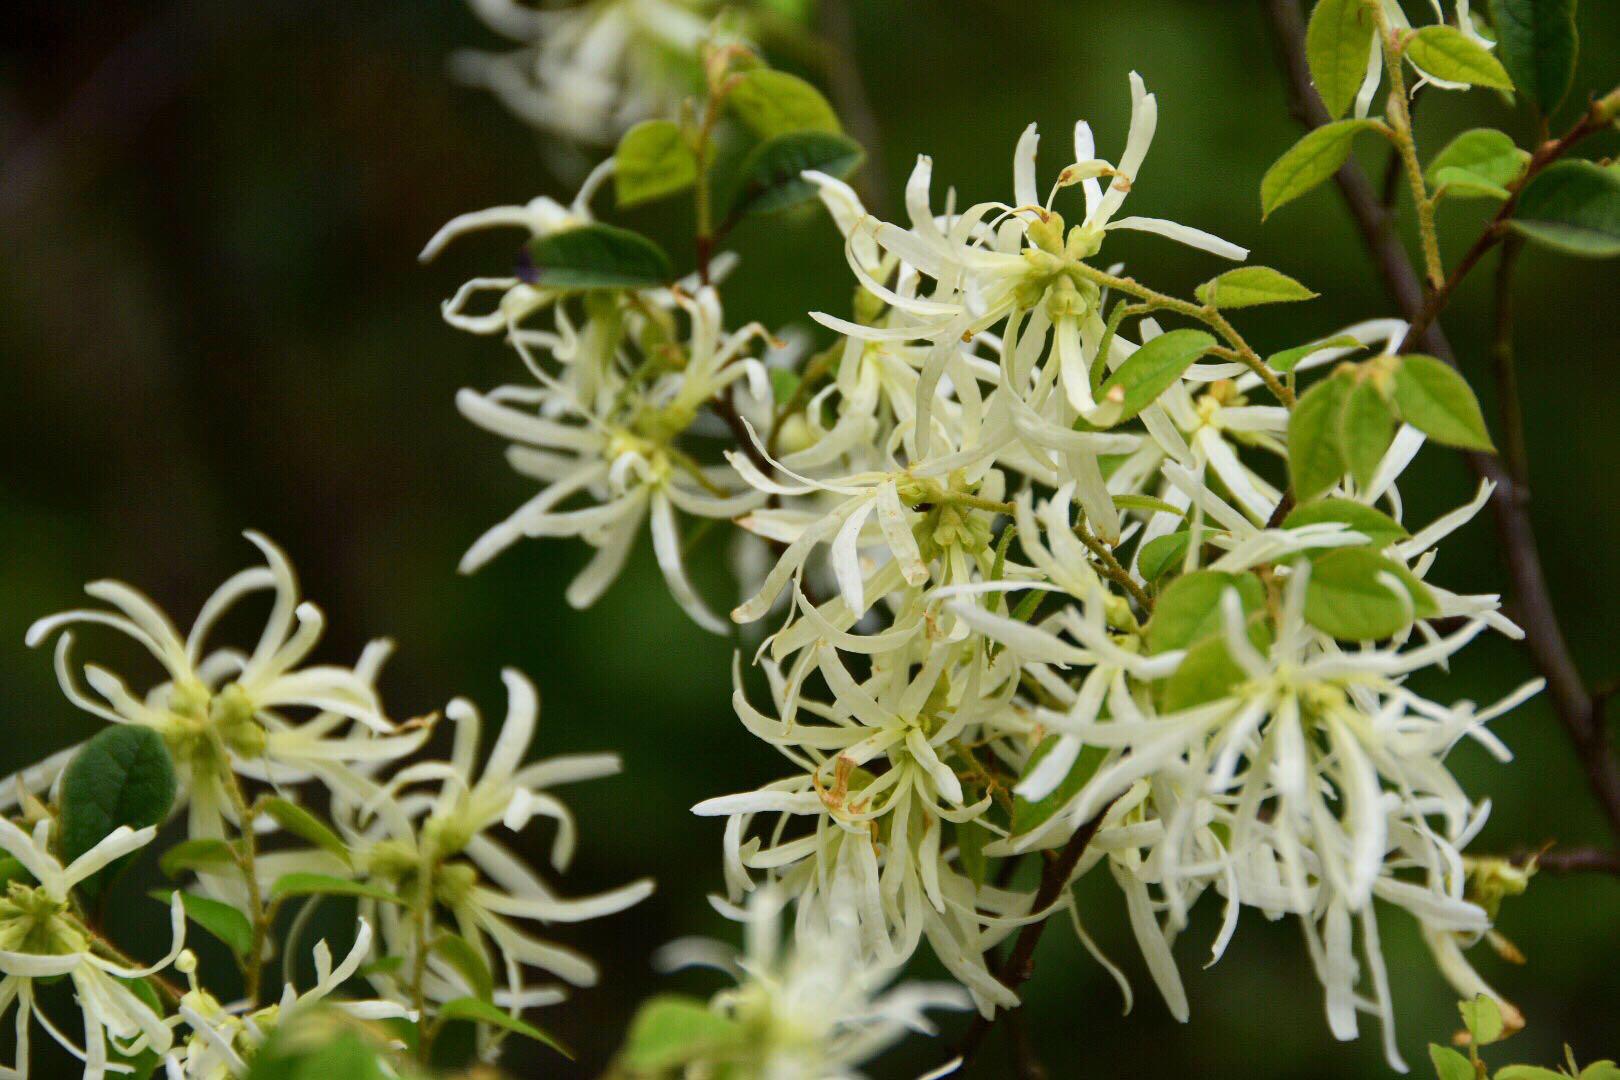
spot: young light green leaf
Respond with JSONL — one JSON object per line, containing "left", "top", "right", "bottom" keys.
{"left": 431, "top": 933, "right": 495, "bottom": 1002}
{"left": 61, "top": 725, "right": 177, "bottom": 899}
{"left": 1509, "top": 160, "right": 1620, "bottom": 258}
{"left": 267, "top": 873, "right": 406, "bottom": 906}
{"left": 1404, "top": 26, "right": 1514, "bottom": 89}
{"left": 1195, "top": 266, "right": 1317, "bottom": 309}
{"left": 159, "top": 838, "right": 238, "bottom": 879}
{"left": 621, "top": 995, "right": 746, "bottom": 1072}
{"left": 519, "top": 224, "right": 673, "bottom": 290}
{"left": 1306, "top": 0, "right": 1378, "bottom": 119}
{"left": 1392, "top": 355, "right": 1494, "bottom": 450}
{"left": 727, "top": 69, "right": 840, "bottom": 138}
{"left": 1337, "top": 377, "right": 1395, "bottom": 490}
{"left": 728, "top": 131, "right": 864, "bottom": 216}
{"left": 1262, "top": 119, "right": 1379, "bottom": 218}
{"left": 1487, "top": 0, "right": 1579, "bottom": 114}
{"left": 1458, "top": 993, "right": 1505, "bottom": 1045}
{"left": 1098, "top": 329, "right": 1215, "bottom": 420}
{"left": 1147, "top": 570, "right": 1265, "bottom": 654}
{"left": 438, "top": 996, "right": 572, "bottom": 1058}
{"left": 1426, "top": 128, "right": 1530, "bottom": 201}
{"left": 152, "top": 889, "right": 254, "bottom": 958}
{"left": 259, "top": 797, "right": 351, "bottom": 866}
{"left": 1268, "top": 333, "right": 1362, "bottom": 374}
{"left": 1010, "top": 736, "right": 1108, "bottom": 838}
{"left": 1139, "top": 532, "right": 1191, "bottom": 583}
{"left": 1289, "top": 373, "right": 1351, "bottom": 500}
{"left": 1496, "top": 1070, "right": 1570, "bottom": 1080}
{"left": 1429, "top": 1044, "right": 1475, "bottom": 1080}
{"left": 1283, "top": 498, "right": 1409, "bottom": 548}
{"left": 1578, "top": 1064, "right": 1620, "bottom": 1080}
{"left": 1304, "top": 548, "right": 1437, "bottom": 640}
{"left": 614, "top": 120, "right": 699, "bottom": 208}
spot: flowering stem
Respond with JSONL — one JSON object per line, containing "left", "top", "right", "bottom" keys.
{"left": 1366, "top": 6, "right": 1445, "bottom": 291}
{"left": 1075, "top": 518, "right": 1152, "bottom": 612}
{"left": 88, "top": 927, "right": 185, "bottom": 1006}
{"left": 215, "top": 757, "right": 267, "bottom": 1005}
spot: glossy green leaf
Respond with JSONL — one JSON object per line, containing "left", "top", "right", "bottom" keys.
{"left": 1429, "top": 1044, "right": 1475, "bottom": 1080}
{"left": 1283, "top": 499, "right": 1409, "bottom": 548}
{"left": 519, "top": 225, "right": 673, "bottom": 290}
{"left": 1426, "top": 128, "right": 1530, "bottom": 201}
{"left": 1195, "top": 266, "right": 1317, "bottom": 309}
{"left": 1268, "top": 334, "right": 1362, "bottom": 374}
{"left": 1509, "top": 159, "right": 1620, "bottom": 257}
{"left": 728, "top": 131, "right": 864, "bottom": 216}
{"left": 259, "top": 798, "right": 351, "bottom": 866}
{"left": 1147, "top": 571, "right": 1265, "bottom": 654}
{"left": 1304, "top": 548, "right": 1437, "bottom": 640}
{"left": 438, "top": 996, "right": 571, "bottom": 1057}
{"left": 431, "top": 933, "right": 495, "bottom": 1002}
{"left": 1306, "top": 0, "right": 1379, "bottom": 118}
{"left": 153, "top": 889, "right": 254, "bottom": 958}
{"left": 1289, "top": 373, "right": 1351, "bottom": 499}
{"left": 1405, "top": 26, "right": 1514, "bottom": 89}
{"left": 159, "top": 838, "right": 238, "bottom": 879}
{"left": 727, "top": 69, "right": 840, "bottom": 138}
{"left": 614, "top": 120, "right": 699, "bottom": 208}
{"left": 1010, "top": 736, "right": 1107, "bottom": 837}
{"left": 1338, "top": 378, "right": 1395, "bottom": 489}
{"left": 1262, "top": 119, "right": 1379, "bottom": 218}
{"left": 1139, "top": 531, "right": 1191, "bottom": 583}
{"left": 267, "top": 873, "right": 406, "bottom": 906}
{"left": 1098, "top": 329, "right": 1215, "bottom": 420}
{"left": 1392, "top": 355, "right": 1495, "bottom": 450}
{"left": 61, "top": 725, "right": 177, "bottom": 899}
{"left": 621, "top": 995, "right": 745, "bottom": 1072}
{"left": 1487, "top": 0, "right": 1579, "bottom": 113}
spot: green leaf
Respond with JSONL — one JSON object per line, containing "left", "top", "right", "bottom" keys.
{"left": 957, "top": 820, "right": 990, "bottom": 885}
{"left": 1426, "top": 128, "right": 1530, "bottom": 201}
{"left": 1147, "top": 571, "right": 1265, "bottom": 654}
{"left": 248, "top": 1030, "right": 398, "bottom": 1080}
{"left": 1262, "top": 119, "right": 1378, "bottom": 218}
{"left": 519, "top": 225, "right": 673, "bottom": 290}
{"left": 437, "top": 997, "right": 571, "bottom": 1058}
{"left": 1304, "top": 548, "right": 1437, "bottom": 640}
{"left": 159, "top": 838, "right": 238, "bottom": 879}
{"left": 1429, "top": 1044, "right": 1475, "bottom": 1080}
{"left": 769, "top": 367, "right": 801, "bottom": 405}
{"left": 1098, "top": 329, "right": 1215, "bottom": 421}
{"left": 431, "top": 933, "right": 495, "bottom": 1002}
{"left": 1495, "top": 1069, "right": 1566, "bottom": 1080}
{"left": 1307, "top": 0, "right": 1379, "bottom": 118}
{"left": 1338, "top": 377, "right": 1396, "bottom": 490}
{"left": 1268, "top": 333, "right": 1362, "bottom": 374}
{"left": 259, "top": 798, "right": 351, "bottom": 866}
{"left": 621, "top": 995, "right": 746, "bottom": 1072}
{"left": 1283, "top": 499, "right": 1409, "bottom": 548}
{"left": 1459, "top": 994, "right": 1505, "bottom": 1045}
{"left": 614, "top": 120, "right": 699, "bottom": 208}
{"left": 152, "top": 889, "right": 254, "bottom": 958}
{"left": 1010, "top": 737, "right": 1107, "bottom": 837}
{"left": 1487, "top": 0, "right": 1579, "bottom": 113}
{"left": 1405, "top": 26, "right": 1514, "bottom": 89}
{"left": 1392, "top": 355, "right": 1495, "bottom": 450}
{"left": 1164, "top": 618, "right": 1274, "bottom": 712}
{"left": 60, "top": 725, "right": 177, "bottom": 899}
{"left": 727, "top": 69, "right": 840, "bottom": 138}
{"left": 728, "top": 131, "right": 864, "bottom": 216}
{"left": 1139, "top": 531, "right": 1191, "bottom": 583}
{"left": 267, "top": 873, "right": 406, "bottom": 907}
{"left": 1509, "top": 159, "right": 1620, "bottom": 258}
{"left": 1578, "top": 1064, "right": 1620, "bottom": 1080}
{"left": 1195, "top": 266, "right": 1317, "bottom": 309}
{"left": 1290, "top": 373, "right": 1351, "bottom": 499}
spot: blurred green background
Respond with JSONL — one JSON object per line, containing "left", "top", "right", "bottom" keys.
{"left": 1, "top": 1, "right": 1616, "bottom": 1076}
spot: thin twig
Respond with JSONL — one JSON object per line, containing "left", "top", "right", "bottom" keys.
{"left": 1528, "top": 846, "right": 1620, "bottom": 876}
{"left": 815, "top": 0, "right": 889, "bottom": 215}
{"left": 1260, "top": 0, "right": 1620, "bottom": 842}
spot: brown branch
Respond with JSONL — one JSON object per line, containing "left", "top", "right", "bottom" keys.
{"left": 815, "top": 0, "right": 890, "bottom": 216}
{"left": 1260, "top": 0, "right": 1620, "bottom": 842}
{"left": 949, "top": 803, "right": 1116, "bottom": 1072}
{"left": 1529, "top": 846, "right": 1620, "bottom": 876}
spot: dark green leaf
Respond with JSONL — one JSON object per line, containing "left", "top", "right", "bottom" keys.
{"left": 1307, "top": 0, "right": 1379, "bottom": 119}
{"left": 1098, "top": 329, "right": 1215, "bottom": 421}
{"left": 1337, "top": 378, "right": 1396, "bottom": 489}
{"left": 1289, "top": 373, "right": 1351, "bottom": 499}
{"left": 259, "top": 798, "right": 350, "bottom": 866}
{"left": 159, "top": 838, "right": 238, "bottom": 879}
{"left": 0, "top": 857, "right": 34, "bottom": 890}
{"left": 728, "top": 131, "right": 864, "bottom": 216}
{"left": 727, "top": 69, "right": 840, "bottom": 138}
{"left": 956, "top": 820, "right": 990, "bottom": 885}
{"left": 1164, "top": 618, "right": 1274, "bottom": 712}
{"left": 431, "top": 933, "right": 494, "bottom": 1002}
{"left": 60, "top": 725, "right": 176, "bottom": 899}
{"left": 268, "top": 873, "right": 406, "bottom": 906}
{"left": 1283, "top": 499, "right": 1409, "bottom": 548}
{"left": 1304, "top": 548, "right": 1437, "bottom": 640}
{"left": 1010, "top": 737, "right": 1107, "bottom": 837}
{"left": 519, "top": 225, "right": 673, "bottom": 290}
{"left": 1488, "top": 0, "right": 1579, "bottom": 113}
{"left": 1139, "top": 531, "right": 1191, "bottom": 583}
{"left": 615, "top": 120, "right": 699, "bottom": 208}
{"left": 1405, "top": 26, "right": 1514, "bottom": 89}
{"left": 1196, "top": 266, "right": 1317, "bottom": 309}
{"left": 1509, "top": 159, "right": 1620, "bottom": 257}
{"left": 1147, "top": 571, "right": 1265, "bottom": 654}
{"left": 620, "top": 995, "right": 745, "bottom": 1072}
{"left": 152, "top": 889, "right": 254, "bottom": 958}
{"left": 1426, "top": 128, "right": 1530, "bottom": 201}
{"left": 437, "top": 997, "right": 571, "bottom": 1058}
{"left": 1262, "top": 120, "right": 1379, "bottom": 218}
{"left": 1392, "top": 355, "right": 1495, "bottom": 450}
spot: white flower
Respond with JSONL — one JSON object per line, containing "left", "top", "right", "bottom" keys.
{"left": 1352, "top": 1, "right": 1496, "bottom": 119}
{"left": 0, "top": 819, "right": 185, "bottom": 1079}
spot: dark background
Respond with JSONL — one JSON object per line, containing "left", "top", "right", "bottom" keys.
{"left": 1, "top": 1, "right": 1616, "bottom": 1076}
